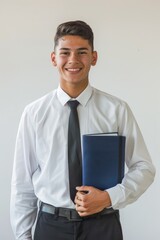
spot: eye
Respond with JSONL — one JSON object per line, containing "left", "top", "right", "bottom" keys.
{"left": 60, "top": 52, "right": 70, "bottom": 56}
{"left": 78, "top": 51, "right": 87, "bottom": 55}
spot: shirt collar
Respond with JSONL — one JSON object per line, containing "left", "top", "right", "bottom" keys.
{"left": 57, "top": 84, "right": 93, "bottom": 107}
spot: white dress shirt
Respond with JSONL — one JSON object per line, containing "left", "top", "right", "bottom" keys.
{"left": 10, "top": 84, "right": 155, "bottom": 239}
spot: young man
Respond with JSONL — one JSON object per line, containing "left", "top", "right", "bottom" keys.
{"left": 10, "top": 20, "right": 155, "bottom": 240}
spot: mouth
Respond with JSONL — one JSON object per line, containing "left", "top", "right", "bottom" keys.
{"left": 65, "top": 68, "right": 82, "bottom": 73}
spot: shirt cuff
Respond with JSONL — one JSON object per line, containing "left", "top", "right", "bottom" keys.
{"left": 16, "top": 238, "right": 32, "bottom": 240}
{"left": 105, "top": 184, "right": 125, "bottom": 209}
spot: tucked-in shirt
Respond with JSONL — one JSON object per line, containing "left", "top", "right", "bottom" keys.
{"left": 10, "top": 84, "right": 155, "bottom": 240}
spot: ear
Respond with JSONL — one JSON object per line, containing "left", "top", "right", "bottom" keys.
{"left": 51, "top": 52, "right": 57, "bottom": 66}
{"left": 91, "top": 51, "right": 98, "bottom": 66}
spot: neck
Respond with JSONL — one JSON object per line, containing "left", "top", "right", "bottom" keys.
{"left": 60, "top": 81, "right": 88, "bottom": 98}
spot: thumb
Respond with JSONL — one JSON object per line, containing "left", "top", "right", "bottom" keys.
{"left": 76, "top": 185, "right": 92, "bottom": 193}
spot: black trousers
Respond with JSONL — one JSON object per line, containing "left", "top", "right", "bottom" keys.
{"left": 34, "top": 210, "right": 123, "bottom": 240}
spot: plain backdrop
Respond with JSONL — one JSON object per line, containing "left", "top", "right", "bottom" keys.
{"left": 0, "top": 0, "right": 159, "bottom": 239}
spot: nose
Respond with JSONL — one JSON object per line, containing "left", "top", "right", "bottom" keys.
{"left": 68, "top": 52, "right": 79, "bottom": 64}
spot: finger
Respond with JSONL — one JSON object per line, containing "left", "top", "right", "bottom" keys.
{"left": 78, "top": 211, "right": 91, "bottom": 217}
{"left": 76, "top": 186, "right": 92, "bottom": 192}
{"left": 75, "top": 204, "right": 87, "bottom": 213}
{"left": 74, "top": 197, "right": 82, "bottom": 206}
{"left": 76, "top": 191, "right": 86, "bottom": 201}
{"left": 77, "top": 208, "right": 95, "bottom": 217}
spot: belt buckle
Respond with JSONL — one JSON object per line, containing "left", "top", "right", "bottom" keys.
{"left": 65, "top": 209, "right": 82, "bottom": 222}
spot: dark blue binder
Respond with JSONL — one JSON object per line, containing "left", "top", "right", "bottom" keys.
{"left": 82, "top": 133, "right": 126, "bottom": 190}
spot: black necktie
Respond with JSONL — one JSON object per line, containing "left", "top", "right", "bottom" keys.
{"left": 68, "top": 100, "right": 82, "bottom": 202}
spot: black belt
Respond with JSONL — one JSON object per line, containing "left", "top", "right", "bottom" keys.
{"left": 41, "top": 202, "right": 118, "bottom": 221}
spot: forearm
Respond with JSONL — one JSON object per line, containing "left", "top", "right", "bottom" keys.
{"left": 107, "top": 162, "right": 155, "bottom": 209}
{"left": 10, "top": 183, "right": 38, "bottom": 239}
{"left": 11, "top": 106, "right": 39, "bottom": 239}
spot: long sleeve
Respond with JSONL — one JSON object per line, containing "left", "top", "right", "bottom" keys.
{"left": 10, "top": 107, "right": 38, "bottom": 240}
{"left": 10, "top": 85, "right": 156, "bottom": 237}
{"left": 107, "top": 102, "right": 156, "bottom": 209}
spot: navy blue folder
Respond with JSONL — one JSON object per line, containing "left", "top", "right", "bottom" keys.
{"left": 82, "top": 133, "right": 126, "bottom": 190}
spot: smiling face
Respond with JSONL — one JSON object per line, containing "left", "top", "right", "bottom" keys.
{"left": 51, "top": 35, "right": 97, "bottom": 97}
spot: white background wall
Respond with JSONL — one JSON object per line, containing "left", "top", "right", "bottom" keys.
{"left": 0, "top": 0, "right": 159, "bottom": 239}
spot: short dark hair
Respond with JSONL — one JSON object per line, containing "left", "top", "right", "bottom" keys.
{"left": 54, "top": 20, "right": 94, "bottom": 51}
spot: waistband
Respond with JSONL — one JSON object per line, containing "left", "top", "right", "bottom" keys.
{"left": 40, "top": 202, "right": 118, "bottom": 221}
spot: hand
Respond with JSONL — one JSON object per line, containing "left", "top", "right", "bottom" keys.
{"left": 74, "top": 186, "right": 111, "bottom": 217}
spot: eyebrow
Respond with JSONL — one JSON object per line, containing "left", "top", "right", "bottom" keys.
{"left": 59, "top": 47, "right": 89, "bottom": 51}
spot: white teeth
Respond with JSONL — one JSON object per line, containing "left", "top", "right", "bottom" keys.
{"left": 67, "top": 68, "right": 80, "bottom": 72}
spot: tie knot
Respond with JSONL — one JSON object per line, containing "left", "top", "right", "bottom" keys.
{"left": 68, "top": 100, "right": 79, "bottom": 109}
